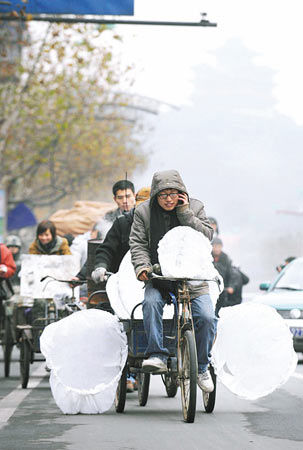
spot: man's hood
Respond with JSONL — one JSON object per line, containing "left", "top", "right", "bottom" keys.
{"left": 150, "top": 170, "right": 188, "bottom": 200}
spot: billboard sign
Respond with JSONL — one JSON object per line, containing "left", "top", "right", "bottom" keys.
{"left": 0, "top": 1, "right": 134, "bottom": 16}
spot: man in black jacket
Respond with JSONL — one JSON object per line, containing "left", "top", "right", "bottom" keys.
{"left": 211, "top": 237, "right": 233, "bottom": 316}
{"left": 226, "top": 266, "right": 249, "bottom": 306}
{"left": 88, "top": 187, "right": 150, "bottom": 393}
{"left": 76, "top": 209, "right": 134, "bottom": 280}
{"left": 74, "top": 187, "right": 150, "bottom": 282}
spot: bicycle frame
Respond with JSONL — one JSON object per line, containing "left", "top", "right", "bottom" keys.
{"left": 175, "top": 281, "right": 197, "bottom": 383}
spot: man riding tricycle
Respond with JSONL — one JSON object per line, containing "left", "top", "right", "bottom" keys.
{"left": 92, "top": 170, "right": 218, "bottom": 422}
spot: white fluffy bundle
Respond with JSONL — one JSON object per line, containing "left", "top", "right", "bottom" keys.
{"left": 107, "top": 251, "right": 174, "bottom": 319}
{"left": 107, "top": 226, "right": 222, "bottom": 317}
{"left": 107, "top": 252, "right": 145, "bottom": 319}
{"left": 212, "top": 303, "right": 297, "bottom": 400}
{"left": 40, "top": 309, "right": 128, "bottom": 414}
{"left": 158, "top": 226, "right": 223, "bottom": 306}
{"left": 158, "top": 226, "right": 218, "bottom": 280}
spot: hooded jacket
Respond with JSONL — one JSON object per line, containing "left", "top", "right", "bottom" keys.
{"left": 29, "top": 236, "right": 71, "bottom": 255}
{"left": 129, "top": 170, "right": 213, "bottom": 298}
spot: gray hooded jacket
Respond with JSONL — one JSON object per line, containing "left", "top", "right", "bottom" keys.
{"left": 129, "top": 170, "right": 213, "bottom": 297}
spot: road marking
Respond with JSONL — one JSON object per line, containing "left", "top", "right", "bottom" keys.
{"left": 291, "top": 372, "right": 303, "bottom": 380}
{"left": 0, "top": 362, "right": 46, "bottom": 430}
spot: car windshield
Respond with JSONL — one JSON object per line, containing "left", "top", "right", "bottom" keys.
{"left": 274, "top": 259, "right": 303, "bottom": 291}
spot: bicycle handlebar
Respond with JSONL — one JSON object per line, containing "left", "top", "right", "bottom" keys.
{"left": 40, "top": 275, "right": 87, "bottom": 285}
{"left": 105, "top": 271, "right": 114, "bottom": 276}
{"left": 149, "top": 273, "right": 221, "bottom": 286}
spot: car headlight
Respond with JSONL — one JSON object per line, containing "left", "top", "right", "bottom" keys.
{"left": 290, "top": 309, "right": 301, "bottom": 319}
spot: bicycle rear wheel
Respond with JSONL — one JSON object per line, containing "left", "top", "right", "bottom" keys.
{"left": 115, "top": 364, "right": 127, "bottom": 413}
{"left": 202, "top": 364, "right": 216, "bottom": 413}
{"left": 162, "top": 373, "right": 178, "bottom": 398}
{"left": 179, "top": 329, "right": 197, "bottom": 423}
{"left": 138, "top": 372, "right": 150, "bottom": 406}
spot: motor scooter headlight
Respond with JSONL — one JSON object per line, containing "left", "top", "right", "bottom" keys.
{"left": 290, "top": 309, "right": 301, "bottom": 319}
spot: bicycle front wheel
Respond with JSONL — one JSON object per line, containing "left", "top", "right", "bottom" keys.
{"left": 162, "top": 373, "right": 178, "bottom": 398}
{"left": 179, "top": 329, "right": 197, "bottom": 423}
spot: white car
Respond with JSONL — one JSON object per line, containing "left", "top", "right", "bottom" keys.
{"left": 253, "top": 257, "right": 303, "bottom": 352}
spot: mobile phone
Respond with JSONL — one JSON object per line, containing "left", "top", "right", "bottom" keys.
{"left": 178, "top": 193, "right": 184, "bottom": 205}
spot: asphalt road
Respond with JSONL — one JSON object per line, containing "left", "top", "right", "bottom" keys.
{"left": 0, "top": 349, "right": 303, "bottom": 450}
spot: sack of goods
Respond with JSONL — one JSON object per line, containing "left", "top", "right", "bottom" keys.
{"left": 40, "top": 309, "right": 127, "bottom": 414}
{"left": 211, "top": 302, "right": 297, "bottom": 400}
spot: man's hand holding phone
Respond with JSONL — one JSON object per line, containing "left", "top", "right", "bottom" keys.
{"left": 177, "top": 192, "right": 189, "bottom": 206}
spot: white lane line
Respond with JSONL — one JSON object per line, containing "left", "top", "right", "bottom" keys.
{"left": 291, "top": 372, "right": 303, "bottom": 380}
{"left": 0, "top": 362, "right": 46, "bottom": 430}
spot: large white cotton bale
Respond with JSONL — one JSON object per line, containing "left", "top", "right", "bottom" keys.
{"left": 158, "top": 226, "right": 218, "bottom": 280}
{"left": 40, "top": 309, "right": 127, "bottom": 414}
{"left": 157, "top": 226, "right": 223, "bottom": 306}
{"left": 106, "top": 251, "right": 174, "bottom": 319}
{"left": 106, "top": 273, "right": 131, "bottom": 319}
{"left": 107, "top": 226, "right": 222, "bottom": 318}
{"left": 117, "top": 251, "right": 145, "bottom": 318}
{"left": 212, "top": 302, "right": 297, "bottom": 400}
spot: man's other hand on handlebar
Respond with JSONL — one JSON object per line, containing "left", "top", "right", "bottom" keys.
{"left": 91, "top": 267, "right": 107, "bottom": 283}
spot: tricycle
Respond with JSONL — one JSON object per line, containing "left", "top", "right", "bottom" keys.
{"left": 114, "top": 273, "right": 218, "bottom": 423}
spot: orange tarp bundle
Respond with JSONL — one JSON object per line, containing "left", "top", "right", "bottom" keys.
{"left": 50, "top": 200, "right": 115, "bottom": 236}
